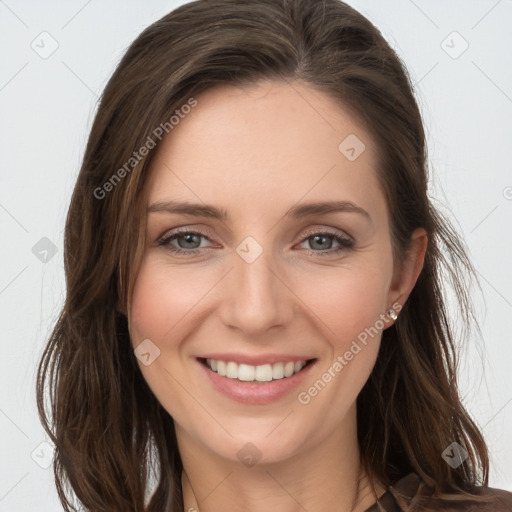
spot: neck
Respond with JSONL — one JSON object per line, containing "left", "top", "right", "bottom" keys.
{"left": 177, "top": 408, "right": 384, "bottom": 512}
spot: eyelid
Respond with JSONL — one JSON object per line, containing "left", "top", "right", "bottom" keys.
{"left": 298, "top": 226, "right": 353, "bottom": 243}
{"left": 158, "top": 225, "right": 216, "bottom": 243}
{"left": 158, "top": 225, "right": 351, "bottom": 244}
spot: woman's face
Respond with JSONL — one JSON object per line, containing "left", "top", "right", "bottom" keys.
{"left": 129, "top": 80, "right": 425, "bottom": 466}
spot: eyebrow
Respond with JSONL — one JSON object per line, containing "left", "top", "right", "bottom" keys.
{"left": 147, "top": 199, "right": 371, "bottom": 222}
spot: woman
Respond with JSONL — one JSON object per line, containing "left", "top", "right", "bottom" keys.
{"left": 36, "top": 0, "right": 512, "bottom": 510}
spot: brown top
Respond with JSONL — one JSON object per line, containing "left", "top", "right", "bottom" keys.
{"left": 364, "top": 472, "right": 512, "bottom": 511}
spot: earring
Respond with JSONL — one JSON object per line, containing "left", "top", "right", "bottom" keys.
{"left": 386, "top": 308, "right": 398, "bottom": 321}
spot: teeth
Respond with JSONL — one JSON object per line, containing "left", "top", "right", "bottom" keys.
{"left": 255, "top": 364, "right": 272, "bottom": 382}
{"left": 205, "top": 358, "right": 308, "bottom": 382}
{"left": 272, "top": 362, "right": 284, "bottom": 380}
{"left": 239, "top": 363, "right": 255, "bottom": 381}
{"left": 217, "top": 360, "right": 226, "bottom": 376}
{"left": 226, "top": 361, "right": 238, "bottom": 379}
{"left": 284, "top": 361, "right": 295, "bottom": 377}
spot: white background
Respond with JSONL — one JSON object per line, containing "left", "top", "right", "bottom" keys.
{"left": 0, "top": 0, "right": 511, "bottom": 509}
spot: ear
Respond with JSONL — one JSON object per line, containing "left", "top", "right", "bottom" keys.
{"left": 386, "top": 227, "right": 428, "bottom": 317}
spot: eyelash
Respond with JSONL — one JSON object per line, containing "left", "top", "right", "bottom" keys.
{"left": 157, "top": 228, "right": 354, "bottom": 257}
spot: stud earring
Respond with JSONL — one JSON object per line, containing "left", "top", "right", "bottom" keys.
{"left": 386, "top": 308, "right": 398, "bottom": 321}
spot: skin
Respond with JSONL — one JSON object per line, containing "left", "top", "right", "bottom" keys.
{"left": 128, "top": 79, "right": 428, "bottom": 512}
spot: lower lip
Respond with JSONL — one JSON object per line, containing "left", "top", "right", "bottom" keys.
{"left": 196, "top": 358, "right": 317, "bottom": 405}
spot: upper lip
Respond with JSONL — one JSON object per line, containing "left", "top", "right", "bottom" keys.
{"left": 198, "top": 353, "right": 316, "bottom": 366}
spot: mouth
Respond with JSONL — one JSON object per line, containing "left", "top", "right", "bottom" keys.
{"left": 197, "top": 357, "right": 317, "bottom": 383}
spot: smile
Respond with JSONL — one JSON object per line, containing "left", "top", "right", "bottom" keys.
{"left": 203, "top": 358, "right": 314, "bottom": 382}
{"left": 196, "top": 356, "right": 318, "bottom": 404}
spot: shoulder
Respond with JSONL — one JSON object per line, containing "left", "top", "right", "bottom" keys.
{"left": 473, "top": 484, "right": 512, "bottom": 511}
{"left": 367, "top": 472, "right": 512, "bottom": 511}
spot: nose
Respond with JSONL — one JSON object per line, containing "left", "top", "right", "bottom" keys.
{"left": 217, "top": 243, "right": 295, "bottom": 336}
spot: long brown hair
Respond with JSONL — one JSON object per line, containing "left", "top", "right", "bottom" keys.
{"left": 36, "top": 0, "right": 491, "bottom": 510}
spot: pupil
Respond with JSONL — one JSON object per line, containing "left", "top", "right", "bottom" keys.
{"left": 180, "top": 234, "right": 199, "bottom": 248}
{"left": 312, "top": 235, "right": 331, "bottom": 250}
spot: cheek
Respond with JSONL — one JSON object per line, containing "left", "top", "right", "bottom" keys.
{"left": 292, "top": 265, "right": 389, "bottom": 417}
{"left": 129, "top": 257, "right": 212, "bottom": 344}
{"left": 128, "top": 258, "right": 211, "bottom": 414}
{"left": 294, "top": 261, "right": 390, "bottom": 344}
{"left": 129, "top": 262, "right": 171, "bottom": 345}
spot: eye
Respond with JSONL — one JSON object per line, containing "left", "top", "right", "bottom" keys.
{"left": 158, "top": 229, "right": 214, "bottom": 255}
{"left": 157, "top": 228, "right": 354, "bottom": 257}
{"left": 298, "top": 230, "right": 354, "bottom": 256}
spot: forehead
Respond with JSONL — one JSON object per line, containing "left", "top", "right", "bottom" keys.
{"left": 145, "top": 80, "right": 386, "bottom": 224}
